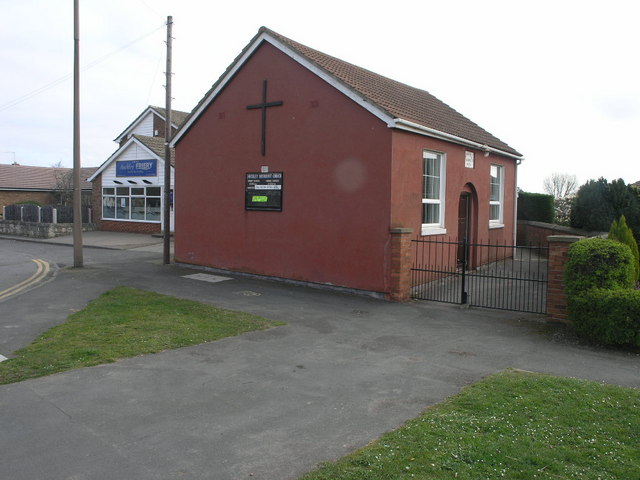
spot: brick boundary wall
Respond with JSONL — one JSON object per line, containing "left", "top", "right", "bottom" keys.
{"left": 518, "top": 220, "right": 603, "bottom": 246}
{"left": 389, "top": 227, "right": 413, "bottom": 301}
{"left": 546, "top": 235, "right": 583, "bottom": 323}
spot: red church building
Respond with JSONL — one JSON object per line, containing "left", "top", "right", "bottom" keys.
{"left": 171, "top": 27, "right": 523, "bottom": 299}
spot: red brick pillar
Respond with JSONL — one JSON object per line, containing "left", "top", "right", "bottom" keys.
{"left": 546, "top": 235, "right": 583, "bottom": 323}
{"left": 389, "top": 227, "right": 414, "bottom": 302}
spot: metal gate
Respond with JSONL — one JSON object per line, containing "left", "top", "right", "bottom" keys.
{"left": 411, "top": 237, "right": 548, "bottom": 314}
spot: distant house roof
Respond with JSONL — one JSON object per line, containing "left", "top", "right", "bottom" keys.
{"left": 172, "top": 27, "right": 521, "bottom": 159}
{"left": 87, "top": 135, "right": 174, "bottom": 182}
{"left": 114, "top": 105, "right": 190, "bottom": 144}
{"left": 0, "top": 164, "right": 96, "bottom": 191}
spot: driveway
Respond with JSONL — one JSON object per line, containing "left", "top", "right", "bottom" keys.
{"left": 1, "top": 238, "right": 639, "bottom": 479}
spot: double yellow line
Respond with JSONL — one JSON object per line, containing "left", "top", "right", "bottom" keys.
{"left": 0, "top": 259, "right": 50, "bottom": 302}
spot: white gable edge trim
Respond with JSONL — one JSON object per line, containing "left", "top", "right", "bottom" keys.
{"left": 394, "top": 119, "right": 524, "bottom": 161}
{"left": 87, "top": 137, "right": 170, "bottom": 182}
{"left": 114, "top": 107, "right": 181, "bottom": 143}
{"left": 171, "top": 32, "right": 396, "bottom": 147}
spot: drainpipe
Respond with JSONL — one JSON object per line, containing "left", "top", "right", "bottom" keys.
{"left": 514, "top": 158, "right": 522, "bottom": 247}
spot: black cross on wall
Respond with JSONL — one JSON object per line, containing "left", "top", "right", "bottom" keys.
{"left": 246, "top": 80, "right": 283, "bottom": 156}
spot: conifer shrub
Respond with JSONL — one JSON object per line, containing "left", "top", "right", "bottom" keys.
{"left": 608, "top": 215, "right": 640, "bottom": 283}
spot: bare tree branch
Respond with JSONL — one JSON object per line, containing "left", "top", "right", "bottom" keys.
{"left": 543, "top": 173, "right": 578, "bottom": 199}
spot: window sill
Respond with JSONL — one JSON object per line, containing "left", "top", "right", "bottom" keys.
{"left": 489, "top": 223, "right": 504, "bottom": 229}
{"left": 421, "top": 226, "right": 447, "bottom": 236}
{"left": 102, "top": 218, "right": 161, "bottom": 224}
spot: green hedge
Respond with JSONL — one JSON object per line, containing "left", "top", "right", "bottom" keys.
{"left": 565, "top": 238, "right": 634, "bottom": 296}
{"left": 568, "top": 288, "right": 640, "bottom": 347}
{"left": 517, "top": 192, "right": 554, "bottom": 223}
{"left": 565, "top": 238, "right": 639, "bottom": 346}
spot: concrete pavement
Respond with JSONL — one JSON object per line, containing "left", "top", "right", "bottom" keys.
{"left": 0, "top": 234, "right": 639, "bottom": 479}
{"left": 0, "top": 230, "right": 168, "bottom": 252}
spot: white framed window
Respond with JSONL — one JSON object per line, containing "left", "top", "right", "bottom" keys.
{"left": 489, "top": 164, "right": 504, "bottom": 227}
{"left": 102, "top": 186, "right": 162, "bottom": 222}
{"left": 421, "top": 150, "right": 446, "bottom": 235}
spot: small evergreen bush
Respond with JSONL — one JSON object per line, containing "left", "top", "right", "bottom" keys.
{"left": 568, "top": 288, "right": 640, "bottom": 347}
{"left": 565, "top": 238, "right": 635, "bottom": 296}
{"left": 609, "top": 215, "right": 640, "bottom": 283}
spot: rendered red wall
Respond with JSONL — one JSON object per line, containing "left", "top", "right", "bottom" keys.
{"left": 175, "top": 43, "right": 393, "bottom": 293}
{"left": 390, "top": 129, "right": 517, "bottom": 244}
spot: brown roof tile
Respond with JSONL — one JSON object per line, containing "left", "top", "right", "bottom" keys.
{"left": 133, "top": 135, "right": 175, "bottom": 166}
{"left": 264, "top": 28, "right": 520, "bottom": 156}
{"left": 0, "top": 164, "right": 96, "bottom": 191}
{"left": 175, "top": 27, "right": 521, "bottom": 158}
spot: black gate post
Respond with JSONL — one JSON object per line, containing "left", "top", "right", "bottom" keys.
{"left": 460, "top": 237, "right": 468, "bottom": 304}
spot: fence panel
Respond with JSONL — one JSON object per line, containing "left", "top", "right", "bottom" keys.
{"left": 4, "top": 204, "right": 21, "bottom": 221}
{"left": 21, "top": 204, "right": 40, "bottom": 222}
{"left": 412, "top": 237, "right": 548, "bottom": 314}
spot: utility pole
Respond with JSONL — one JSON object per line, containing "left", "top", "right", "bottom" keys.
{"left": 163, "top": 15, "right": 173, "bottom": 265}
{"left": 72, "top": 0, "right": 83, "bottom": 267}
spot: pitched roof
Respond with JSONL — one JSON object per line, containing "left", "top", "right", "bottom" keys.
{"left": 151, "top": 106, "right": 189, "bottom": 128}
{"left": 133, "top": 135, "right": 175, "bottom": 166}
{"left": 173, "top": 27, "right": 521, "bottom": 158}
{"left": 0, "top": 164, "right": 96, "bottom": 191}
{"left": 114, "top": 105, "right": 190, "bottom": 143}
{"left": 87, "top": 135, "right": 174, "bottom": 182}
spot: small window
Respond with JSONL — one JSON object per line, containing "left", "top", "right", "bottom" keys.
{"left": 490, "top": 164, "right": 504, "bottom": 226}
{"left": 421, "top": 150, "right": 446, "bottom": 235}
{"left": 146, "top": 187, "right": 161, "bottom": 197}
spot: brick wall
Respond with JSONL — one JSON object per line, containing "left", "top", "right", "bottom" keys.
{"left": 0, "top": 191, "right": 56, "bottom": 210}
{"left": 518, "top": 220, "right": 603, "bottom": 245}
{"left": 99, "top": 220, "right": 161, "bottom": 234}
{"left": 546, "top": 235, "right": 582, "bottom": 323}
{"left": 388, "top": 228, "right": 413, "bottom": 301}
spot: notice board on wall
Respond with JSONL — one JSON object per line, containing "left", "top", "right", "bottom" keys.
{"left": 245, "top": 172, "right": 283, "bottom": 211}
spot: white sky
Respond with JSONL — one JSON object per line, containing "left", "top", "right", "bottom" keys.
{"left": 1, "top": 0, "right": 638, "bottom": 192}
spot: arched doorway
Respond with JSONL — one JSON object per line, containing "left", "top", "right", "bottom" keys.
{"left": 457, "top": 184, "right": 478, "bottom": 268}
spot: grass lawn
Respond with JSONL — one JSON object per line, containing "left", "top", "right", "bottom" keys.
{"left": 300, "top": 370, "right": 640, "bottom": 480}
{"left": 0, "top": 286, "right": 282, "bottom": 385}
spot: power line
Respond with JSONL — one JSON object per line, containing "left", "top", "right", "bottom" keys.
{"left": 0, "top": 23, "right": 165, "bottom": 113}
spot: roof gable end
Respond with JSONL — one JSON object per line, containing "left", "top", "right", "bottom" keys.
{"left": 88, "top": 135, "right": 172, "bottom": 182}
{"left": 114, "top": 106, "right": 190, "bottom": 144}
{"left": 172, "top": 27, "right": 521, "bottom": 158}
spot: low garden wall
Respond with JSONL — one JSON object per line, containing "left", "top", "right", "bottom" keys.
{"left": 518, "top": 220, "right": 605, "bottom": 245}
{"left": 0, "top": 220, "right": 96, "bottom": 238}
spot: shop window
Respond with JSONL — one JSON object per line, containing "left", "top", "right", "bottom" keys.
{"left": 101, "top": 186, "right": 162, "bottom": 222}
